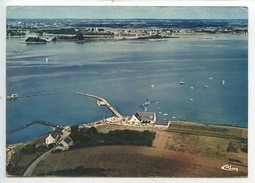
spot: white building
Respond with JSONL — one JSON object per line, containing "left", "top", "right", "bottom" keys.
{"left": 45, "top": 127, "right": 63, "bottom": 145}
{"left": 127, "top": 112, "right": 156, "bottom": 125}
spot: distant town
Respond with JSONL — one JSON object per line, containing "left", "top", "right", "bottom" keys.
{"left": 7, "top": 19, "right": 248, "bottom": 42}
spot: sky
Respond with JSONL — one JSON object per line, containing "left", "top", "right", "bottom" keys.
{"left": 7, "top": 6, "right": 248, "bottom": 19}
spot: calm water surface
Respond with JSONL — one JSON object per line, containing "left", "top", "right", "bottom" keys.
{"left": 6, "top": 34, "right": 248, "bottom": 143}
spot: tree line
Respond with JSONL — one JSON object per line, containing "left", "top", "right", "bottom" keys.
{"left": 69, "top": 125, "right": 156, "bottom": 149}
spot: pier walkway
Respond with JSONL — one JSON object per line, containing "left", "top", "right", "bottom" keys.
{"left": 76, "top": 92, "right": 124, "bottom": 121}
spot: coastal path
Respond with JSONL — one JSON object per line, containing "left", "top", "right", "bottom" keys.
{"left": 23, "top": 147, "right": 56, "bottom": 176}
{"left": 76, "top": 92, "right": 124, "bottom": 121}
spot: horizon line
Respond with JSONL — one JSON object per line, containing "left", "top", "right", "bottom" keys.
{"left": 7, "top": 18, "right": 248, "bottom": 20}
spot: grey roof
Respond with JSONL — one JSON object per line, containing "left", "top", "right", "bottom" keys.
{"left": 155, "top": 119, "right": 169, "bottom": 126}
{"left": 63, "top": 136, "right": 72, "bottom": 144}
{"left": 135, "top": 112, "right": 155, "bottom": 122}
{"left": 50, "top": 127, "right": 62, "bottom": 139}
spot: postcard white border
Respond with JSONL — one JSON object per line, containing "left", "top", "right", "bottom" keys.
{"left": 0, "top": 1, "right": 254, "bottom": 183}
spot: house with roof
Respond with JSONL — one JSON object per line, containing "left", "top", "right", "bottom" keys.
{"left": 45, "top": 127, "right": 63, "bottom": 145}
{"left": 127, "top": 111, "right": 156, "bottom": 125}
{"left": 57, "top": 136, "right": 73, "bottom": 150}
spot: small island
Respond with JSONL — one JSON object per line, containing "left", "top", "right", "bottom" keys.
{"left": 25, "top": 37, "right": 47, "bottom": 43}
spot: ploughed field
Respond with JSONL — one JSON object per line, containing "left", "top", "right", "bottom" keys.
{"left": 32, "top": 145, "right": 247, "bottom": 177}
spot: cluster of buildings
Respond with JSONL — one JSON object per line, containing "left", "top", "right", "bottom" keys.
{"left": 7, "top": 19, "right": 248, "bottom": 39}
{"left": 127, "top": 111, "right": 170, "bottom": 128}
{"left": 45, "top": 126, "right": 73, "bottom": 151}
{"left": 44, "top": 110, "right": 170, "bottom": 152}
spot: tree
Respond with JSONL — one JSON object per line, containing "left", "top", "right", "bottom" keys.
{"left": 87, "top": 127, "right": 98, "bottom": 134}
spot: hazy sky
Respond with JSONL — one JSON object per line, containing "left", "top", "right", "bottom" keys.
{"left": 7, "top": 6, "right": 248, "bottom": 19}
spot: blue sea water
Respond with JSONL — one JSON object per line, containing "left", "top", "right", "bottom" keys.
{"left": 6, "top": 34, "right": 248, "bottom": 144}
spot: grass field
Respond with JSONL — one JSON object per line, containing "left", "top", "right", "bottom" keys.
{"left": 163, "top": 121, "right": 248, "bottom": 166}
{"left": 6, "top": 134, "right": 48, "bottom": 176}
{"left": 168, "top": 121, "right": 247, "bottom": 140}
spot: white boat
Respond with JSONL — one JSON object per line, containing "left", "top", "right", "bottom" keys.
{"left": 157, "top": 107, "right": 161, "bottom": 110}
{"left": 163, "top": 113, "right": 168, "bottom": 116}
{"left": 208, "top": 77, "right": 213, "bottom": 80}
{"left": 190, "top": 86, "right": 194, "bottom": 90}
{"left": 189, "top": 98, "right": 194, "bottom": 101}
{"left": 172, "top": 116, "right": 176, "bottom": 119}
{"left": 151, "top": 84, "right": 155, "bottom": 89}
{"left": 159, "top": 112, "right": 162, "bottom": 114}
{"left": 7, "top": 93, "right": 18, "bottom": 100}
{"left": 221, "top": 80, "right": 225, "bottom": 85}
{"left": 179, "top": 78, "right": 185, "bottom": 85}
{"left": 204, "top": 85, "right": 209, "bottom": 88}
{"left": 45, "top": 57, "right": 48, "bottom": 64}
{"left": 156, "top": 101, "right": 159, "bottom": 104}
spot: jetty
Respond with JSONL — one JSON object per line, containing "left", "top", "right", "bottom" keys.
{"left": 76, "top": 92, "right": 124, "bottom": 121}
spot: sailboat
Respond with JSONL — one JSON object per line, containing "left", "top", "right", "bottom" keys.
{"left": 45, "top": 57, "right": 48, "bottom": 64}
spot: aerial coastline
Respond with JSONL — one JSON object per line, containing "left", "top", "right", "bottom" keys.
{"left": 6, "top": 11, "right": 248, "bottom": 177}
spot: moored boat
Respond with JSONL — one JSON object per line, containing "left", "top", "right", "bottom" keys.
{"left": 7, "top": 94, "right": 18, "bottom": 100}
{"left": 179, "top": 78, "right": 185, "bottom": 85}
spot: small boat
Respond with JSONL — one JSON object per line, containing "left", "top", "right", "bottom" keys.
{"left": 163, "top": 113, "right": 168, "bottom": 116}
{"left": 189, "top": 98, "right": 194, "bottom": 101}
{"left": 221, "top": 80, "right": 225, "bottom": 85}
{"left": 151, "top": 84, "right": 155, "bottom": 89}
{"left": 156, "top": 101, "right": 159, "bottom": 104}
{"left": 157, "top": 107, "right": 161, "bottom": 110}
{"left": 179, "top": 78, "right": 185, "bottom": 85}
{"left": 159, "top": 112, "right": 162, "bottom": 114}
{"left": 172, "top": 116, "right": 176, "bottom": 119}
{"left": 190, "top": 86, "right": 194, "bottom": 90}
{"left": 7, "top": 93, "right": 18, "bottom": 100}
{"left": 208, "top": 77, "right": 213, "bottom": 80}
{"left": 45, "top": 57, "right": 48, "bottom": 64}
{"left": 204, "top": 85, "right": 209, "bottom": 88}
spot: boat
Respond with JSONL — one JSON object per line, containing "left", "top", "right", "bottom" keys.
{"left": 156, "top": 101, "right": 159, "bottom": 104}
{"left": 159, "top": 112, "right": 162, "bottom": 114}
{"left": 151, "top": 84, "right": 155, "bottom": 89}
{"left": 221, "top": 80, "right": 225, "bottom": 85}
{"left": 179, "top": 78, "right": 185, "bottom": 85}
{"left": 172, "top": 116, "right": 176, "bottom": 119}
{"left": 157, "top": 107, "right": 161, "bottom": 110}
{"left": 163, "top": 113, "right": 168, "bottom": 116}
{"left": 208, "top": 77, "right": 213, "bottom": 80}
{"left": 45, "top": 57, "right": 48, "bottom": 64}
{"left": 7, "top": 93, "right": 18, "bottom": 100}
{"left": 203, "top": 85, "right": 209, "bottom": 88}
{"left": 190, "top": 86, "right": 194, "bottom": 90}
{"left": 189, "top": 98, "right": 194, "bottom": 101}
